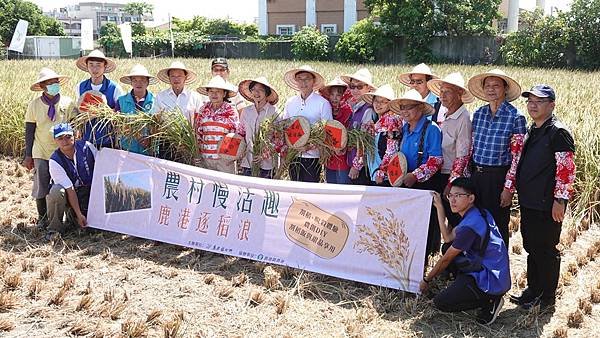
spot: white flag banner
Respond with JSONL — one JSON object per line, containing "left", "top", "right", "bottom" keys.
{"left": 119, "top": 23, "right": 132, "bottom": 54}
{"left": 80, "top": 19, "right": 94, "bottom": 51}
{"left": 8, "top": 19, "right": 28, "bottom": 52}
{"left": 88, "top": 149, "right": 432, "bottom": 293}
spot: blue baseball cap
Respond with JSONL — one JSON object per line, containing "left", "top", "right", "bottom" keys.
{"left": 52, "top": 123, "right": 74, "bottom": 138}
{"left": 522, "top": 84, "right": 556, "bottom": 101}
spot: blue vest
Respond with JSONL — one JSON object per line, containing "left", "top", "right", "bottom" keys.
{"left": 50, "top": 140, "right": 95, "bottom": 187}
{"left": 79, "top": 76, "right": 118, "bottom": 148}
{"left": 117, "top": 91, "right": 155, "bottom": 155}
{"left": 457, "top": 207, "right": 511, "bottom": 295}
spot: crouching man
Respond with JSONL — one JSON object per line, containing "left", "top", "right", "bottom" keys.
{"left": 46, "top": 123, "right": 97, "bottom": 240}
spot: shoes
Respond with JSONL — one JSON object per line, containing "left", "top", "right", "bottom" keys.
{"left": 477, "top": 297, "right": 504, "bottom": 325}
{"left": 36, "top": 217, "right": 49, "bottom": 230}
{"left": 521, "top": 297, "right": 556, "bottom": 310}
{"left": 44, "top": 230, "right": 60, "bottom": 242}
{"left": 509, "top": 288, "right": 540, "bottom": 306}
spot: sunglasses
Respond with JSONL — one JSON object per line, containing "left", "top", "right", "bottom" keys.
{"left": 398, "top": 104, "right": 419, "bottom": 111}
{"left": 409, "top": 80, "right": 425, "bottom": 85}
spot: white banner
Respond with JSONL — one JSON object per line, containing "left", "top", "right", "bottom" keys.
{"left": 88, "top": 149, "right": 432, "bottom": 293}
{"left": 119, "top": 23, "right": 132, "bottom": 54}
{"left": 8, "top": 19, "right": 28, "bottom": 52}
{"left": 80, "top": 19, "right": 94, "bottom": 51}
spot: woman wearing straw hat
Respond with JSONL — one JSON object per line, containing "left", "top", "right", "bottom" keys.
{"left": 361, "top": 85, "right": 402, "bottom": 186}
{"left": 427, "top": 72, "right": 474, "bottom": 228}
{"left": 282, "top": 65, "right": 332, "bottom": 182}
{"left": 341, "top": 68, "right": 377, "bottom": 186}
{"left": 114, "top": 64, "right": 159, "bottom": 156}
{"left": 237, "top": 77, "right": 279, "bottom": 179}
{"left": 467, "top": 69, "right": 527, "bottom": 246}
{"left": 23, "top": 67, "right": 76, "bottom": 230}
{"left": 74, "top": 50, "right": 124, "bottom": 148}
{"left": 156, "top": 61, "right": 205, "bottom": 123}
{"left": 195, "top": 75, "right": 240, "bottom": 174}
{"left": 319, "top": 77, "right": 353, "bottom": 184}
{"left": 399, "top": 63, "right": 440, "bottom": 109}
{"left": 390, "top": 89, "right": 444, "bottom": 258}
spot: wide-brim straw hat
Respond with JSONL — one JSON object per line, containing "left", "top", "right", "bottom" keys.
{"left": 467, "top": 69, "right": 522, "bottom": 102}
{"left": 361, "top": 84, "right": 395, "bottom": 105}
{"left": 340, "top": 68, "right": 376, "bottom": 90}
{"left": 120, "top": 64, "right": 158, "bottom": 85}
{"left": 318, "top": 77, "right": 348, "bottom": 98}
{"left": 197, "top": 75, "right": 238, "bottom": 98}
{"left": 398, "top": 63, "right": 439, "bottom": 87}
{"left": 157, "top": 61, "right": 197, "bottom": 85}
{"left": 238, "top": 77, "right": 279, "bottom": 105}
{"left": 76, "top": 49, "right": 117, "bottom": 73}
{"left": 283, "top": 65, "right": 325, "bottom": 91}
{"left": 30, "top": 67, "right": 70, "bottom": 91}
{"left": 389, "top": 89, "right": 435, "bottom": 116}
{"left": 428, "top": 72, "right": 475, "bottom": 104}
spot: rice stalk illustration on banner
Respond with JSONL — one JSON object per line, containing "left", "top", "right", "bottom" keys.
{"left": 354, "top": 207, "right": 414, "bottom": 290}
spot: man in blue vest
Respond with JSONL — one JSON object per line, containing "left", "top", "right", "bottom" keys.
{"left": 46, "top": 123, "right": 97, "bottom": 240}
{"left": 75, "top": 50, "right": 124, "bottom": 148}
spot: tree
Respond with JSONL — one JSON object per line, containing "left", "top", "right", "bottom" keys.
{"left": 123, "top": 2, "right": 154, "bottom": 22}
{"left": 0, "top": 0, "right": 65, "bottom": 45}
{"left": 335, "top": 18, "right": 385, "bottom": 63}
{"left": 566, "top": 0, "right": 600, "bottom": 69}
{"left": 172, "top": 16, "right": 258, "bottom": 38}
{"left": 291, "top": 26, "right": 329, "bottom": 61}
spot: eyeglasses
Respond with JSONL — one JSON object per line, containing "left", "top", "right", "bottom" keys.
{"left": 446, "top": 193, "right": 472, "bottom": 199}
{"left": 398, "top": 104, "right": 419, "bottom": 111}
{"left": 526, "top": 99, "right": 551, "bottom": 105}
{"left": 349, "top": 84, "right": 365, "bottom": 90}
{"left": 409, "top": 80, "right": 425, "bottom": 85}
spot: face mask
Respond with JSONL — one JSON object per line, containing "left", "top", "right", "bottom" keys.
{"left": 45, "top": 83, "right": 61, "bottom": 96}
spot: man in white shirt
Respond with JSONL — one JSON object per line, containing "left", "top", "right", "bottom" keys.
{"left": 156, "top": 61, "right": 207, "bottom": 123}
{"left": 203, "top": 58, "right": 248, "bottom": 112}
{"left": 282, "top": 65, "right": 332, "bottom": 182}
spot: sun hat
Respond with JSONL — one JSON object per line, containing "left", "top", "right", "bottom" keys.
{"left": 30, "top": 67, "right": 70, "bottom": 91}
{"left": 521, "top": 84, "right": 556, "bottom": 101}
{"left": 398, "top": 63, "right": 439, "bottom": 87}
{"left": 389, "top": 89, "right": 435, "bottom": 116}
{"left": 427, "top": 72, "right": 475, "bottom": 104}
{"left": 284, "top": 116, "right": 311, "bottom": 149}
{"left": 76, "top": 49, "right": 117, "bottom": 73}
{"left": 52, "top": 123, "right": 74, "bottom": 138}
{"left": 361, "top": 84, "right": 396, "bottom": 105}
{"left": 238, "top": 77, "right": 279, "bottom": 105}
{"left": 387, "top": 152, "right": 408, "bottom": 187}
{"left": 283, "top": 65, "right": 325, "bottom": 91}
{"left": 340, "top": 68, "right": 376, "bottom": 90}
{"left": 217, "top": 133, "right": 247, "bottom": 161}
{"left": 197, "top": 75, "right": 238, "bottom": 98}
{"left": 157, "top": 61, "right": 198, "bottom": 85}
{"left": 119, "top": 64, "right": 158, "bottom": 85}
{"left": 467, "top": 69, "right": 522, "bottom": 102}
{"left": 318, "top": 77, "right": 348, "bottom": 99}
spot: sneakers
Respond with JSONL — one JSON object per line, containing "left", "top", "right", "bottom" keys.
{"left": 509, "top": 288, "right": 541, "bottom": 306}
{"left": 521, "top": 296, "right": 555, "bottom": 310}
{"left": 44, "top": 230, "right": 61, "bottom": 242}
{"left": 477, "top": 297, "right": 504, "bottom": 325}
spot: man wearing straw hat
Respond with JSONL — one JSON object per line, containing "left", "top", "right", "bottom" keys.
{"left": 399, "top": 63, "right": 440, "bottom": 109}
{"left": 427, "top": 72, "right": 474, "bottom": 228}
{"left": 341, "top": 68, "right": 377, "bottom": 185}
{"left": 23, "top": 67, "right": 75, "bottom": 230}
{"left": 75, "top": 50, "right": 124, "bottom": 148}
{"left": 237, "top": 76, "right": 279, "bottom": 178}
{"left": 115, "top": 64, "right": 159, "bottom": 155}
{"left": 156, "top": 61, "right": 206, "bottom": 123}
{"left": 511, "top": 85, "right": 576, "bottom": 310}
{"left": 467, "top": 69, "right": 527, "bottom": 246}
{"left": 282, "top": 65, "right": 332, "bottom": 182}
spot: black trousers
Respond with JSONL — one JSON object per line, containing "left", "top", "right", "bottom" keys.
{"left": 520, "top": 207, "right": 562, "bottom": 300}
{"left": 434, "top": 274, "right": 500, "bottom": 312}
{"left": 289, "top": 158, "right": 321, "bottom": 183}
{"left": 438, "top": 173, "right": 462, "bottom": 228}
{"left": 470, "top": 166, "right": 511, "bottom": 246}
{"left": 350, "top": 167, "right": 372, "bottom": 186}
{"left": 410, "top": 172, "right": 444, "bottom": 257}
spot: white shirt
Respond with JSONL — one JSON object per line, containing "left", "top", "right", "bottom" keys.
{"left": 283, "top": 92, "right": 333, "bottom": 158}
{"left": 156, "top": 87, "right": 207, "bottom": 122}
{"left": 74, "top": 80, "right": 124, "bottom": 104}
{"left": 49, "top": 141, "right": 98, "bottom": 189}
{"left": 240, "top": 103, "right": 278, "bottom": 169}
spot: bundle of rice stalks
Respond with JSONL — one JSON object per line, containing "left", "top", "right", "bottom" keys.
{"left": 153, "top": 108, "right": 199, "bottom": 165}
{"left": 252, "top": 114, "right": 286, "bottom": 177}
{"left": 347, "top": 128, "right": 376, "bottom": 170}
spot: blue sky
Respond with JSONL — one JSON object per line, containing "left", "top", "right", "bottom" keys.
{"left": 108, "top": 171, "right": 151, "bottom": 191}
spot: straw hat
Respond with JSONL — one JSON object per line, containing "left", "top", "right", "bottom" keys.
{"left": 197, "top": 75, "right": 238, "bottom": 98}
{"left": 389, "top": 89, "right": 435, "bottom": 116}
{"left": 341, "top": 68, "right": 376, "bottom": 90}
{"left": 238, "top": 77, "right": 279, "bottom": 105}
{"left": 361, "top": 84, "right": 395, "bottom": 105}
{"left": 398, "top": 63, "right": 439, "bottom": 87}
{"left": 388, "top": 152, "right": 408, "bottom": 187}
{"left": 283, "top": 65, "right": 325, "bottom": 91}
{"left": 76, "top": 50, "right": 117, "bottom": 73}
{"left": 318, "top": 77, "right": 348, "bottom": 98}
{"left": 157, "top": 61, "right": 198, "bottom": 85}
{"left": 30, "top": 67, "right": 70, "bottom": 91}
{"left": 427, "top": 72, "right": 475, "bottom": 104}
{"left": 467, "top": 69, "right": 522, "bottom": 102}
{"left": 119, "top": 64, "right": 157, "bottom": 85}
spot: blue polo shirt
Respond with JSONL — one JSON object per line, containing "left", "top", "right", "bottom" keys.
{"left": 401, "top": 115, "right": 442, "bottom": 171}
